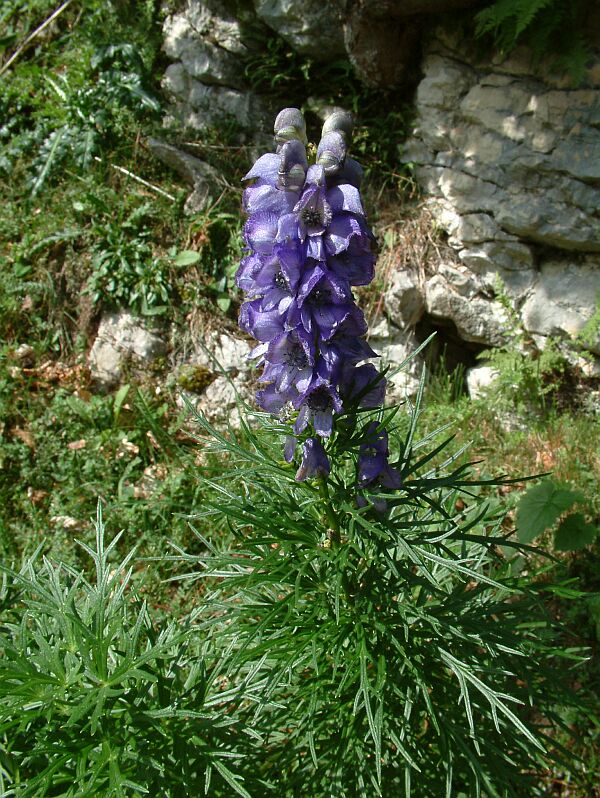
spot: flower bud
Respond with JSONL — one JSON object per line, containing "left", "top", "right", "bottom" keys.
{"left": 295, "top": 437, "right": 330, "bottom": 482}
{"left": 274, "top": 107, "right": 307, "bottom": 147}
{"left": 316, "top": 131, "right": 347, "bottom": 177}
{"left": 321, "top": 110, "right": 353, "bottom": 144}
{"left": 277, "top": 139, "right": 308, "bottom": 192}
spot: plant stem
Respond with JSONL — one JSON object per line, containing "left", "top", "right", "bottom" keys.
{"left": 318, "top": 475, "right": 340, "bottom": 544}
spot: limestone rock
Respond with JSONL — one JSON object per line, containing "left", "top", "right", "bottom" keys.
{"left": 383, "top": 269, "right": 424, "bottom": 328}
{"left": 367, "top": 325, "right": 423, "bottom": 401}
{"left": 163, "top": 66, "right": 269, "bottom": 130}
{"left": 177, "top": 373, "right": 254, "bottom": 428}
{"left": 458, "top": 240, "right": 533, "bottom": 273}
{"left": 193, "top": 332, "right": 253, "bottom": 373}
{"left": 403, "top": 27, "right": 600, "bottom": 350}
{"left": 253, "top": 0, "right": 345, "bottom": 60}
{"left": 466, "top": 364, "right": 499, "bottom": 400}
{"left": 425, "top": 274, "right": 508, "bottom": 346}
{"left": 521, "top": 258, "right": 600, "bottom": 340}
{"left": 90, "top": 312, "right": 167, "bottom": 387}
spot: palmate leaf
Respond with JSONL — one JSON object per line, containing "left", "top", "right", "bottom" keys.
{"left": 554, "top": 512, "right": 598, "bottom": 552}
{"left": 516, "top": 479, "right": 584, "bottom": 543}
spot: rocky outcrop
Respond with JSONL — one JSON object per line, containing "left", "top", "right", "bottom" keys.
{"left": 253, "top": 0, "right": 345, "bottom": 60}
{"left": 400, "top": 29, "right": 600, "bottom": 350}
{"left": 158, "top": 3, "right": 600, "bottom": 383}
{"left": 162, "top": 0, "right": 271, "bottom": 131}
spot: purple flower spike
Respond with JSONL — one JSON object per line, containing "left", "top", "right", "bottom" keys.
{"left": 237, "top": 107, "right": 399, "bottom": 495}
{"left": 295, "top": 437, "right": 330, "bottom": 482}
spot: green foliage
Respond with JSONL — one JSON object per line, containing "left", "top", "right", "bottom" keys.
{"left": 86, "top": 196, "right": 173, "bottom": 314}
{"left": 0, "top": 2, "right": 162, "bottom": 194}
{"left": 168, "top": 386, "right": 584, "bottom": 797}
{"left": 575, "top": 293, "right": 600, "bottom": 358}
{"left": 474, "top": 0, "right": 592, "bottom": 84}
{"left": 516, "top": 480, "right": 584, "bottom": 543}
{"left": 554, "top": 513, "right": 598, "bottom": 552}
{"left": 0, "top": 506, "right": 258, "bottom": 797}
{"left": 516, "top": 479, "right": 598, "bottom": 551}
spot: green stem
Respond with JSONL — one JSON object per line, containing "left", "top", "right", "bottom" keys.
{"left": 318, "top": 475, "right": 340, "bottom": 545}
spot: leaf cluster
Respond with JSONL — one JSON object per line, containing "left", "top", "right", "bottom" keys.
{"left": 0, "top": 3, "right": 162, "bottom": 194}
{"left": 0, "top": 506, "right": 260, "bottom": 798}
{"left": 166, "top": 381, "right": 585, "bottom": 797}
{"left": 474, "top": 0, "right": 593, "bottom": 84}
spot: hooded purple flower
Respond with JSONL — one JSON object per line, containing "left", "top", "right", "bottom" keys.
{"left": 294, "top": 379, "right": 343, "bottom": 438}
{"left": 357, "top": 422, "right": 401, "bottom": 490}
{"left": 260, "top": 327, "right": 315, "bottom": 394}
{"left": 295, "top": 437, "right": 330, "bottom": 482}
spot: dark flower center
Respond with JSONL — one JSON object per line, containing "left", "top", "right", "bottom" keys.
{"left": 308, "top": 287, "right": 332, "bottom": 306}
{"left": 284, "top": 342, "right": 308, "bottom": 368}
{"left": 307, "top": 387, "right": 332, "bottom": 412}
{"left": 301, "top": 208, "right": 323, "bottom": 227}
{"left": 274, "top": 270, "right": 288, "bottom": 290}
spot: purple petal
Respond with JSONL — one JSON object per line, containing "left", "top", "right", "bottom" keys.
{"left": 243, "top": 153, "right": 280, "bottom": 184}
{"left": 330, "top": 157, "right": 363, "bottom": 188}
{"left": 276, "top": 213, "right": 301, "bottom": 246}
{"left": 256, "top": 383, "right": 290, "bottom": 413}
{"left": 244, "top": 212, "right": 279, "bottom": 254}
{"left": 328, "top": 250, "right": 375, "bottom": 286}
{"left": 294, "top": 404, "right": 310, "bottom": 434}
{"left": 295, "top": 437, "right": 330, "bottom": 481}
{"left": 327, "top": 184, "right": 364, "bottom": 216}
{"left": 325, "top": 215, "right": 370, "bottom": 256}
{"left": 236, "top": 253, "right": 264, "bottom": 292}
{"left": 312, "top": 304, "right": 351, "bottom": 340}
{"left": 313, "top": 409, "right": 333, "bottom": 437}
{"left": 284, "top": 435, "right": 297, "bottom": 463}
{"left": 244, "top": 183, "right": 298, "bottom": 216}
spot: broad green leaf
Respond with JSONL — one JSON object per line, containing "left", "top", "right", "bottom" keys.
{"left": 554, "top": 513, "right": 598, "bottom": 552}
{"left": 516, "top": 480, "right": 584, "bottom": 543}
{"left": 172, "top": 250, "right": 201, "bottom": 266}
{"left": 216, "top": 294, "right": 231, "bottom": 312}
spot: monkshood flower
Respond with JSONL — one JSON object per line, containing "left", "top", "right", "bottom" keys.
{"left": 237, "top": 107, "right": 400, "bottom": 496}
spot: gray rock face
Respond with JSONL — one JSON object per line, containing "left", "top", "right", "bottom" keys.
{"left": 342, "top": 0, "right": 479, "bottom": 87}
{"left": 425, "top": 274, "right": 508, "bottom": 346}
{"left": 521, "top": 258, "right": 600, "bottom": 340}
{"left": 399, "top": 27, "right": 600, "bottom": 356}
{"left": 253, "top": 0, "right": 345, "bottom": 60}
{"left": 162, "top": 1, "right": 270, "bottom": 132}
{"left": 89, "top": 312, "right": 167, "bottom": 387}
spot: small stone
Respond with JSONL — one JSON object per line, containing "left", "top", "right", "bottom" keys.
{"left": 89, "top": 312, "right": 166, "bottom": 388}
{"left": 466, "top": 364, "right": 499, "bottom": 400}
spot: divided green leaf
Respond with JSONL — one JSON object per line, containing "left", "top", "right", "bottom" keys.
{"left": 516, "top": 480, "right": 584, "bottom": 543}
